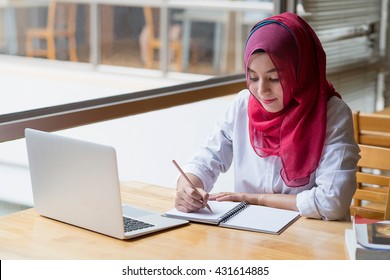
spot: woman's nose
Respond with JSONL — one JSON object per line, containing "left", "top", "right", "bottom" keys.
{"left": 258, "top": 79, "right": 271, "bottom": 96}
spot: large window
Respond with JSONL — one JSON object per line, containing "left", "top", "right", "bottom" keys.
{"left": 0, "top": 0, "right": 275, "bottom": 114}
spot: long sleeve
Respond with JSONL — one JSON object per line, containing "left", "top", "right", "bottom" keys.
{"left": 295, "top": 97, "right": 360, "bottom": 220}
{"left": 183, "top": 92, "right": 241, "bottom": 192}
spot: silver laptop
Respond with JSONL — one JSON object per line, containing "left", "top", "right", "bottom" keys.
{"left": 25, "top": 128, "right": 188, "bottom": 239}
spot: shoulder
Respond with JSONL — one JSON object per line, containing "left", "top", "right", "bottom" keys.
{"left": 327, "top": 96, "right": 352, "bottom": 120}
{"left": 224, "top": 89, "right": 250, "bottom": 118}
{"left": 325, "top": 96, "right": 356, "bottom": 145}
{"left": 234, "top": 89, "right": 250, "bottom": 107}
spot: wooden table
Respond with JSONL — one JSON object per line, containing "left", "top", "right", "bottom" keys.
{"left": 0, "top": 181, "right": 350, "bottom": 259}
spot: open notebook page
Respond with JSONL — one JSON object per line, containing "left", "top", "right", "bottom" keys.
{"left": 221, "top": 204, "right": 300, "bottom": 234}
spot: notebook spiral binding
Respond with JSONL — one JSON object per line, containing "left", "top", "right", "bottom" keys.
{"left": 220, "top": 201, "right": 250, "bottom": 223}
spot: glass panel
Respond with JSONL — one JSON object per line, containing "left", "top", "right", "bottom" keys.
{"left": 0, "top": 0, "right": 276, "bottom": 72}
{"left": 0, "top": 1, "right": 50, "bottom": 58}
{"left": 76, "top": 3, "right": 91, "bottom": 63}
{"left": 0, "top": 0, "right": 276, "bottom": 115}
{"left": 170, "top": 0, "right": 274, "bottom": 75}
{"left": 99, "top": 4, "right": 143, "bottom": 68}
{"left": 0, "top": 1, "right": 90, "bottom": 62}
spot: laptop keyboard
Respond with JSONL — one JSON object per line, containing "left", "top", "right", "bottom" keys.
{"left": 123, "top": 216, "right": 155, "bottom": 232}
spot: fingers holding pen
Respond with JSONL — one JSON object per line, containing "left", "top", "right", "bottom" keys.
{"left": 175, "top": 184, "right": 208, "bottom": 212}
{"left": 171, "top": 161, "right": 212, "bottom": 213}
{"left": 174, "top": 171, "right": 209, "bottom": 212}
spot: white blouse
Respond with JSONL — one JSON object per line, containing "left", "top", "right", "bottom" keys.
{"left": 183, "top": 89, "right": 360, "bottom": 220}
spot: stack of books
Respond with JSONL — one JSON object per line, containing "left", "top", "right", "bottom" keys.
{"left": 345, "top": 215, "right": 390, "bottom": 260}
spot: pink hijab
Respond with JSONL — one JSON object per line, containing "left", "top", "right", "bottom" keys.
{"left": 244, "top": 12, "right": 340, "bottom": 187}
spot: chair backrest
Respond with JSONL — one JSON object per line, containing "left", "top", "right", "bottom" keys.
{"left": 350, "top": 144, "right": 390, "bottom": 220}
{"left": 47, "top": 1, "right": 77, "bottom": 33}
{"left": 143, "top": 6, "right": 159, "bottom": 40}
{"left": 353, "top": 111, "right": 390, "bottom": 148}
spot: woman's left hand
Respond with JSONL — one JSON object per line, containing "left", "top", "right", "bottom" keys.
{"left": 209, "top": 192, "right": 261, "bottom": 205}
{"left": 210, "top": 192, "right": 299, "bottom": 211}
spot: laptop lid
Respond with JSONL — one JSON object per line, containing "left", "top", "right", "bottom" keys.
{"left": 25, "top": 128, "right": 187, "bottom": 239}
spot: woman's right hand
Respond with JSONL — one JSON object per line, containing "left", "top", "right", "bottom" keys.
{"left": 174, "top": 173, "right": 209, "bottom": 213}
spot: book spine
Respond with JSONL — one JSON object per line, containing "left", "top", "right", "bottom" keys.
{"left": 220, "top": 201, "right": 250, "bottom": 223}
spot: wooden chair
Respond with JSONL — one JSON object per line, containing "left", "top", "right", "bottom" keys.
{"left": 353, "top": 111, "right": 390, "bottom": 148}
{"left": 350, "top": 144, "right": 390, "bottom": 220}
{"left": 141, "top": 7, "right": 182, "bottom": 71}
{"left": 25, "top": 1, "right": 78, "bottom": 61}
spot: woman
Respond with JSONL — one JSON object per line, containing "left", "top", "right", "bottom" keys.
{"left": 174, "top": 12, "right": 360, "bottom": 220}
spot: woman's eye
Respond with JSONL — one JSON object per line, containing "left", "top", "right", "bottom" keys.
{"left": 269, "top": 77, "right": 280, "bottom": 82}
{"left": 249, "top": 77, "right": 259, "bottom": 82}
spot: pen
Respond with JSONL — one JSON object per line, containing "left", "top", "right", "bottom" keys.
{"left": 172, "top": 160, "right": 213, "bottom": 213}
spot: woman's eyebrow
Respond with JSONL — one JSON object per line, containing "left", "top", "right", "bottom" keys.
{"left": 247, "top": 67, "right": 256, "bottom": 74}
{"left": 247, "top": 67, "right": 277, "bottom": 74}
{"left": 266, "top": 68, "right": 277, "bottom": 73}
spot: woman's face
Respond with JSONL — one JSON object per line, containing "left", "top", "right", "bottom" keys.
{"left": 247, "top": 52, "right": 284, "bottom": 113}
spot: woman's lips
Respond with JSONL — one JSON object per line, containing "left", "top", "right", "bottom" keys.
{"left": 261, "top": 98, "right": 277, "bottom": 105}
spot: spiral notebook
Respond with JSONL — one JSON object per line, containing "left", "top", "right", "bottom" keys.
{"left": 164, "top": 201, "right": 300, "bottom": 235}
